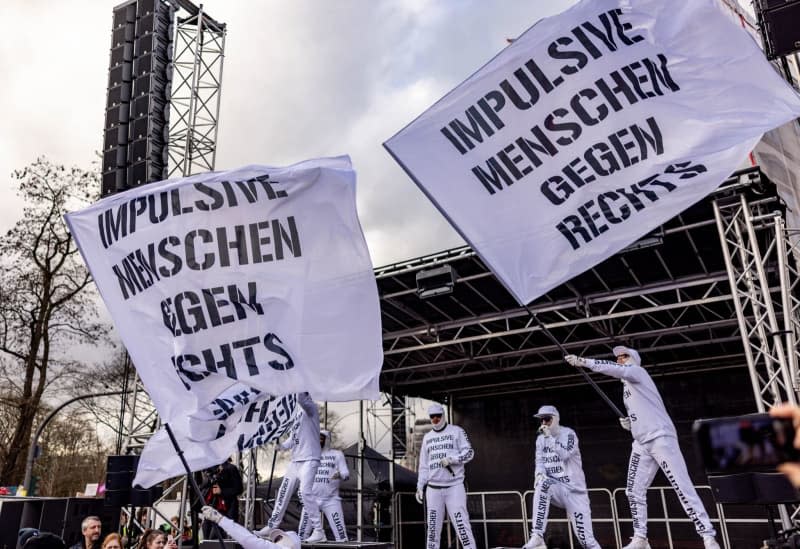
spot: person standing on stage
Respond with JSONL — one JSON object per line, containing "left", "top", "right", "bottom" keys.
{"left": 298, "top": 429, "right": 350, "bottom": 542}
{"left": 524, "top": 405, "right": 601, "bottom": 549}
{"left": 565, "top": 346, "right": 720, "bottom": 549}
{"left": 258, "top": 392, "right": 325, "bottom": 543}
{"left": 416, "top": 403, "right": 477, "bottom": 549}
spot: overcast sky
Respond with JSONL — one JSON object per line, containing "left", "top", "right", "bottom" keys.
{"left": 0, "top": 0, "right": 584, "bottom": 268}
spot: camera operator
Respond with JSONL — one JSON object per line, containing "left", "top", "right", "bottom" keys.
{"left": 200, "top": 457, "right": 244, "bottom": 539}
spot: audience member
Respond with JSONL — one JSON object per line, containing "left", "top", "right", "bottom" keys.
{"left": 69, "top": 517, "right": 102, "bottom": 549}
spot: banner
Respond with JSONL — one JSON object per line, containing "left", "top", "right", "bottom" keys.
{"left": 384, "top": 0, "right": 800, "bottom": 305}
{"left": 66, "top": 156, "right": 382, "bottom": 484}
{"left": 134, "top": 393, "right": 297, "bottom": 487}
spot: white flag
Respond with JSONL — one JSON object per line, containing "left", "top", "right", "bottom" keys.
{"left": 134, "top": 393, "right": 297, "bottom": 487}
{"left": 385, "top": 0, "right": 800, "bottom": 305}
{"left": 66, "top": 156, "right": 382, "bottom": 483}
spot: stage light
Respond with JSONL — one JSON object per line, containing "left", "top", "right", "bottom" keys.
{"left": 416, "top": 265, "right": 457, "bottom": 299}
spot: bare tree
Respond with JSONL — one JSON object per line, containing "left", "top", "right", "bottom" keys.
{"left": 35, "top": 407, "right": 110, "bottom": 496}
{"left": 0, "top": 157, "right": 108, "bottom": 485}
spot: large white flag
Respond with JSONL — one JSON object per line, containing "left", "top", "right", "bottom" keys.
{"left": 66, "top": 156, "right": 382, "bottom": 485}
{"left": 385, "top": 0, "right": 800, "bottom": 305}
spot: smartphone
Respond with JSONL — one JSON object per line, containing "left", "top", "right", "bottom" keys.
{"left": 693, "top": 413, "right": 800, "bottom": 473}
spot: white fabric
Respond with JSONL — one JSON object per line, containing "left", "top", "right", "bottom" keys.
{"left": 425, "top": 484, "right": 477, "bottom": 549}
{"left": 535, "top": 426, "right": 587, "bottom": 492}
{"left": 417, "top": 424, "right": 474, "bottom": 489}
{"left": 584, "top": 359, "right": 676, "bottom": 442}
{"left": 530, "top": 479, "right": 600, "bottom": 549}
{"left": 384, "top": 0, "right": 800, "bottom": 305}
{"left": 298, "top": 498, "right": 348, "bottom": 542}
{"left": 65, "top": 157, "right": 383, "bottom": 488}
{"left": 280, "top": 393, "right": 321, "bottom": 462}
{"left": 297, "top": 446, "right": 350, "bottom": 541}
{"left": 626, "top": 437, "right": 716, "bottom": 539}
{"left": 428, "top": 403, "right": 445, "bottom": 416}
{"left": 267, "top": 460, "right": 321, "bottom": 531}
{"left": 217, "top": 516, "right": 297, "bottom": 549}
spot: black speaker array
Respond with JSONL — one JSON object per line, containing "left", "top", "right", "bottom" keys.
{"left": 102, "top": 0, "right": 175, "bottom": 197}
{"left": 756, "top": 0, "right": 800, "bottom": 59}
{"left": 104, "top": 455, "right": 163, "bottom": 508}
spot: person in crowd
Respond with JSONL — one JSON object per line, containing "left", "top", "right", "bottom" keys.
{"left": 23, "top": 531, "right": 66, "bottom": 549}
{"left": 201, "top": 506, "right": 300, "bottom": 549}
{"left": 416, "top": 403, "right": 477, "bottom": 549}
{"left": 298, "top": 428, "right": 350, "bottom": 542}
{"left": 100, "top": 534, "right": 122, "bottom": 549}
{"left": 565, "top": 346, "right": 720, "bottom": 549}
{"left": 524, "top": 405, "right": 601, "bottom": 549}
{"left": 200, "top": 456, "right": 244, "bottom": 539}
{"left": 134, "top": 530, "right": 168, "bottom": 549}
{"left": 257, "top": 392, "right": 324, "bottom": 543}
{"left": 69, "top": 516, "right": 102, "bottom": 549}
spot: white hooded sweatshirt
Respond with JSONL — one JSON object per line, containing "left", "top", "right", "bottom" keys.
{"left": 583, "top": 346, "right": 677, "bottom": 443}
{"left": 417, "top": 423, "right": 474, "bottom": 489}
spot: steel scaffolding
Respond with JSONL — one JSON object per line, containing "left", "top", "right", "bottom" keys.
{"left": 167, "top": 5, "right": 226, "bottom": 179}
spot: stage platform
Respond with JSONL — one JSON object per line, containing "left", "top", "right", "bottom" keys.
{"left": 201, "top": 542, "right": 393, "bottom": 548}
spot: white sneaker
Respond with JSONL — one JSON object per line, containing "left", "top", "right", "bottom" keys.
{"left": 305, "top": 528, "right": 327, "bottom": 543}
{"left": 703, "top": 536, "right": 721, "bottom": 549}
{"left": 622, "top": 536, "right": 651, "bottom": 549}
{"left": 522, "top": 532, "right": 547, "bottom": 549}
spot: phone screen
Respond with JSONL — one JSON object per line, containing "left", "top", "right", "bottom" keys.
{"left": 693, "top": 413, "right": 799, "bottom": 473}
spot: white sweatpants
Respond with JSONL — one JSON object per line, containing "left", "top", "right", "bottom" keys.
{"left": 425, "top": 483, "right": 476, "bottom": 549}
{"left": 267, "top": 460, "right": 321, "bottom": 531}
{"left": 298, "top": 497, "right": 348, "bottom": 541}
{"left": 626, "top": 437, "right": 716, "bottom": 539}
{"left": 530, "top": 479, "right": 601, "bottom": 549}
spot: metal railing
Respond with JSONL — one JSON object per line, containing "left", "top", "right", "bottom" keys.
{"left": 395, "top": 484, "right": 776, "bottom": 548}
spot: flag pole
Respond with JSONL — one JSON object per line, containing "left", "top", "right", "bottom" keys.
{"left": 164, "top": 423, "right": 228, "bottom": 548}
{"left": 524, "top": 306, "right": 624, "bottom": 418}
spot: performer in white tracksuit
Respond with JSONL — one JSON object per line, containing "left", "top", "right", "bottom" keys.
{"left": 565, "top": 347, "right": 720, "bottom": 549}
{"left": 259, "top": 392, "right": 325, "bottom": 543}
{"left": 201, "top": 505, "right": 301, "bottom": 549}
{"left": 298, "top": 429, "right": 350, "bottom": 541}
{"left": 524, "top": 405, "right": 601, "bottom": 549}
{"left": 416, "top": 403, "right": 477, "bottom": 549}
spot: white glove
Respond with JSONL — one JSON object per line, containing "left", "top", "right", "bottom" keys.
{"left": 200, "top": 505, "right": 223, "bottom": 524}
{"left": 619, "top": 416, "right": 632, "bottom": 431}
{"left": 415, "top": 488, "right": 424, "bottom": 504}
{"left": 331, "top": 471, "right": 341, "bottom": 480}
{"left": 539, "top": 424, "right": 552, "bottom": 438}
{"left": 534, "top": 473, "right": 544, "bottom": 489}
{"left": 439, "top": 457, "right": 453, "bottom": 467}
{"left": 255, "top": 525, "right": 273, "bottom": 538}
{"left": 564, "top": 354, "right": 588, "bottom": 367}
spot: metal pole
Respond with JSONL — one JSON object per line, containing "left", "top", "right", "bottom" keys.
{"left": 163, "top": 423, "right": 227, "bottom": 548}
{"left": 524, "top": 307, "right": 624, "bottom": 417}
{"left": 357, "top": 400, "right": 364, "bottom": 542}
{"left": 24, "top": 389, "right": 130, "bottom": 493}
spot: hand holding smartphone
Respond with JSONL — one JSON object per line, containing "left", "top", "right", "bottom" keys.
{"left": 693, "top": 413, "right": 800, "bottom": 473}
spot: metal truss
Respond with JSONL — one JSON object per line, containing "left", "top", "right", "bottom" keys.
{"left": 167, "top": 6, "right": 226, "bottom": 178}
{"left": 713, "top": 194, "right": 800, "bottom": 410}
{"left": 713, "top": 192, "right": 800, "bottom": 532}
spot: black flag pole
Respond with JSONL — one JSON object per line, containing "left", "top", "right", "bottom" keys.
{"left": 265, "top": 444, "right": 279, "bottom": 517}
{"left": 524, "top": 306, "right": 624, "bottom": 418}
{"left": 163, "top": 423, "right": 228, "bottom": 548}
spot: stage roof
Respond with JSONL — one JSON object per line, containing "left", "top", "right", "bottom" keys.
{"left": 375, "top": 166, "right": 783, "bottom": 401}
